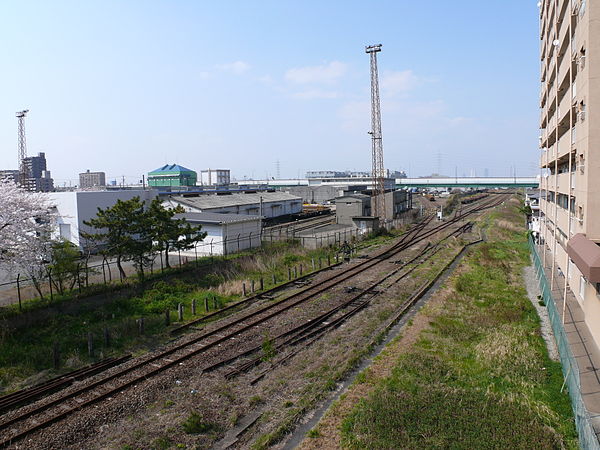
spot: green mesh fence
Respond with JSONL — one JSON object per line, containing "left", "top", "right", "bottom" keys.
{"left": 529, "top": 235, "right": 600, "bottom": 449}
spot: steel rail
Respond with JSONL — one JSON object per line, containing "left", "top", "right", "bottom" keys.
{"left": 0, "top": 195, "right": 502, "bottom": 447}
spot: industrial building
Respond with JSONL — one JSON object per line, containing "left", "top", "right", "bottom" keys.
{"left": 334, "top": 190, "right": 412, "bottom": 227}
{"left": 148, "top": 164, "right": 197, "bottom": 187}
{"left": 200, "top": 169, "right": 230, "bottom": 186}
{"left": 163, "top": 192, "right": 303, "bottom": 219}
{"left": 174, "top": 212, "right": 262, "bottom": 256}
{"left": 48, "top": 189, "right": 158, "bottom": 250}
{"left": 79, "top": 170, "right": 106, "bottom": 188}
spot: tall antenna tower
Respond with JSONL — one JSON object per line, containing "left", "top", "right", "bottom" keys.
{"left": 366, "top": 44, "right": 386, "bottom": 221}
{"left": 16, "top": 109, "right": 29, "bottom": 186}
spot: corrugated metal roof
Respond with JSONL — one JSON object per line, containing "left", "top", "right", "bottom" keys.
{"left": 171, "top": 192, "right": 302, "bottom": 209}
{"left": 174, "top": 212, "right": 262, "bottom": 225}
{"left": 149, "top": 164, "right": 196, "bottom": 174}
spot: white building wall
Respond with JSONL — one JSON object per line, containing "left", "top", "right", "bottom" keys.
{"left": 180, "top": 219, "right": 262, "bottom": 256}
{"left": 48, "top": 190, "right": 158, "bottom": 250}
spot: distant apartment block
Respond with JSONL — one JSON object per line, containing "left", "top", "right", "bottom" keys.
{"left": 538, "top": 1, "right": 600, "bottom": 342}
{"left": 21, "top": 152, "right": 54, "bottom": 192}
{"left": 79, "top": 169, "right": 106, "bottom": 188}
{"left": 0, "top": 170, "right": 19, "bottom": 183}
{"left": 148, "top": 164, "right": 197, "bottom": 187}
{"left": 200, "top": 169, "right": 230, "bottom": 186}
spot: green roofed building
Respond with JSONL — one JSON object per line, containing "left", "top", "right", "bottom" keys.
{"left": 148, "top": 164, "right": 197, "bottom": 187}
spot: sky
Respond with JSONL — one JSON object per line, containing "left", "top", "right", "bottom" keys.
{"left": 0, "top": 1, "right": 541, "bottom": 186}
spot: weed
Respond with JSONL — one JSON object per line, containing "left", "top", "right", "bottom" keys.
{"left": 151, "top": 436, "right": 171, "bottom": 450}
{"left": 182, "top": 412, "right": 217, "bottom": 434}
{"left": 249, "top": 395, "right": 263, "bottom": 408}
{"left": 307, "top": 428, "right": 321, "bottom": 438}
{"left": 261, "top": 333, "right": 276, "bottom": 362}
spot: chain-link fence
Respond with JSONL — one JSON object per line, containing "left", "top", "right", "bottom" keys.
{"left": 529, "top": 234, "right": 600, "bottom": 449}
{"left": 1, "top": 214, "right": 418, "bottom": 311}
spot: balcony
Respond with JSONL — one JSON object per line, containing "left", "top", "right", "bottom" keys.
{"left": 557, "top": 207, "right": 570, "bottom": 234}
{"left": 557, "top": 131, "right": 572, "bottom": 160}
{"left": 557, "top": 172, "right": 575, "bottom": 193}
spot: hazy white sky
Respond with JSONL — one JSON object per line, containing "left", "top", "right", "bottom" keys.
{"left": 0, "top": 1, "right": 540, "bottom": 186}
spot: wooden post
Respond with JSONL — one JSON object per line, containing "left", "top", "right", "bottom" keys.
{"left": 272, "top": 273, "right": 276, "bottom": 285}
{"left": 288, "top": 267, "right": 291, "bottom": 280}
{"left": 312, "top": 258, "right": 315, "bottom": 270}
{"left": 319, "top": 258, "right": 322, "bottom": 269}
{"left": 299, "top": 264, "right": 303, "bottom": 276}
{"left": 87, "top": 332, "right": 94, "bottom": 357}
{"left": 213, "top": 295, "right": 218, "bottom": 310}
{"left": 243, "top": 282, "right": 247, "bottom": 297}
{"left": 293, "top": 266, "right": 297, "bottom": 278}
{"left": 251, "top": 280, "right": 255, "bottom": 293}
{"left": 192, "top": 299, "right": 197, "bottom": 315}
{"left": 165, "top": 309, "right": 170, "bottom": 326}
{"left": 48, "top": 269, "right": 54, "bottom": 302}
{"left": 102, "top": 261, "right": 107, "bottom": 285}
{"left": 138, "top": 317, "right": 145, "bottom": 335}
{"left": 205, "top": 296, "right": 209, "bottom": 312}
{"left": 77, "top": 269, "right": 82, "bottom": 294}
{"left": 178, "top": 303, "right": 184, "bottom": 321}
{"left": 327, "top": 255, "right": 331, "bottom": 266}
{"left": 260, "top": 277, "right": 264, "bottom": 291}
{"left": 17, "top": 273, "right": 22, "bottom": 312}
{"left": 53, "top": 342, "right": 60, "bottom": 369}
{"left": 103, "top": 327, "right": 110, "bottom": 347}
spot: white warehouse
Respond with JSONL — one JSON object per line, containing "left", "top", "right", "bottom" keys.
{"left": 163, "top": 192, "right": 303, "bottom": 219}
{"left": 48, "top": 189, "right": 158, "bottom": 251}
{"left": 175, "top": 212, "right": 262, "bottom": 256}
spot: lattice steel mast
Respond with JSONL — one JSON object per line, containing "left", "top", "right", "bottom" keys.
{"left": 16, "top": 109, "right": 29, "bottom": 186}
{"left": 366, "top": 44, "right": 386, "bottom": 222}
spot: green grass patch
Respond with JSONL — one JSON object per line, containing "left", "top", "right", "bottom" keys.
{"left": 341, "top": 199, "right": 578, "bottom": 449}
{"left": 0, "top": 240, "right": 337, "bottom": 392}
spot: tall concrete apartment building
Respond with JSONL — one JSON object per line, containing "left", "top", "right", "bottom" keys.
{"left": 539, "top": 0, "right": 600, "bottom": 343}
{"left": 79, "top": 169, "right": 106, "bottom": 188}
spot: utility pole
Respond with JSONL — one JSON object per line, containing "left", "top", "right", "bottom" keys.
{"left": 366, "top": 44, "right": 386, "bottom": 222}
{"left": 16, "top": 109, "right": 29, "bottom": 187}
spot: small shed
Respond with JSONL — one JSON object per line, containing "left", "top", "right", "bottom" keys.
{"left": 174, "top": 212, "right": 262, "bottom": 256}
{"left": 334, "top": 194, "right": 372, "bottom": 226}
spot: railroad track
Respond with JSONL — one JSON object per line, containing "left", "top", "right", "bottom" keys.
{"left": 0, "top": 355, "right": 131, "bottom": 415}
{"left": 0, "top": 195, "right": 503, "bottom": 448}
{"left": 263, "top": 214, "right": 336, "bottom": 236}
{"left": 234, "top": 222, "right": 476, "bottom": 384}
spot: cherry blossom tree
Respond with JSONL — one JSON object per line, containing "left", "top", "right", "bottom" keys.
{"left": 0, "top": 180, "right": 54, "bottom": 297}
